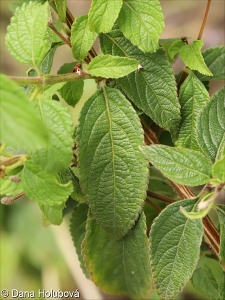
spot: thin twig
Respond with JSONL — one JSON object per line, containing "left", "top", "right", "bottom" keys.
{"left": 197, "top": 0, "right": 212, "bottom": 40}
{"left": 48, "top": 19, "right": 71, "bottom": 47}
{"left": 10, "top": 73, "right": 98, "bottom": 86}
{"left": 146, "top": 197, "right": 162, "bottom": 212}
{"left": 147, "top": 191, "right": 174, "bottom": 204}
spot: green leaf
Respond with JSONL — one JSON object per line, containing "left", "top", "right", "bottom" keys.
{"left": 118, "top": 0, "right": 164, "bottom": 53}
{"left": 59, "top": 81, "right": 84, "bottom": 107}
{"left": 87, "top": 55, "right": 139, "bottom": 78}
{"left": 0, "top": 74, "right": 48, "bottom": 150}
{"left": 40, "top": 42, "right": 63, "bottom": 74}
{"left": 217, "top": 205, "right": 225, "bottom": 267}
{"left": 196, "top": 46, "right": 225, "bottom": 81}
{"left": 150, "top": 199, "right": 203, "bottom": 300}
{"left": 83, "top": 211, "right": 152, "bottom": 299}
{"left": 31, "top": 100, "right": 74, "bottom": 174}
{"left": 176, "top": 72, "right": 210, "bottom": 149}
{"left": 159, "top": 38, "right": 182, "bottom": 61}
{"left": 167, "top": 39, "right": 186, "bottom": 61}
{"left": 54, "top": 0, "right": 66, "bottom": 23}
{"left": 148, "top": 167, "right": 177, "bottom": 198}
{"left": 22, "top": 160, "right": 73, "bottom": 206}
{"left": 196, "top": 86, "right": 225, "bottom": 162}
{"left": 0, "top": 176, "right": 23, "bottom": 196}
{"left": 70, "top": 204, "right": 89, "bottom": 278}
{"left": 220, "top": 272, "right": 225, "bottom": 298}
{"left": 39, "top": 203, "right": 64, "bottom": 225}
{"left": 59, "top": 168, "right": 86, "bottom": 203}
{"left": 179, "top": 40, "right": 213, "bottom": 76}
{"left": 71, "top": 15, "right": 98, "bottom": 60}
{"left": 100, "top": 27, "right": 180, "bottom": 137}
{"left": 88, "top": 0, "right": 123, "bottom": 33}
{"left": 191, "top": 256, "right": 224, "bottom": 300}
{"left": 212, "top": 155, "right": 225, "bottom": 183}
{"left": 143, "top": 145, "right": 212, "bottom": 186}
{"left": 5, "top": 1, "right": 51, "bottom": 67}
{"left": 77, "top": 87, "right": 148, "bottom": 239}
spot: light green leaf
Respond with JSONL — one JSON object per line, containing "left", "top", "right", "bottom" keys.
{"left": 143, "top": 145, "right": 212, "bottom": 186}
{"left": 83, "top": 211, "right": 152, "bottom": 299}
{"left": 5, "top": 1, "right": 51, "bottom": 67}
{"left": 176, "top": 72, "right": 210, "bottom": 149}
{"left": 54, "top": 0, "right": 66, "bottom": 23}
{"left": 196, "top": 86, "right": 225, "bottom": 162}
{"left": 196, "top": 46, "right": 225, "bottom": 81}
{"left": 150, "top": 199, "right": 203, "bottom": 300}
{"left": 87, "top": 55, "right": 139, "bottom": 78}
{"left": 100, "top": 27, "right": 180, "bottom": 138}
{"left": 88, "top": 0, "right": 123, "bottom": 33}
{"left": 212, "top": 155, "right": 225, "bottom": 183}
{"left": 31, "top": 100, "right": 74, "bottom": 174}
{"left": 22, "top": 160, "right": 73, "bottom": 206}
{"left": 0, "top": 176, "right": 23, "bottom": 196}
{"left": 191, "top": 256, "right": 224, "bottom": 300}
{"left": 167, "top": 39, "right": 186, "bottom": 61}
{"left": 179, "top": 40, "right": 213, "bottom": 76}
{"left": 39, "top": 203, "right": 65, "bottom": 225}
{"left": 59, "top": 81, "right": 84, "bottom": 107}
{"left": 70, "top": 204, "right": 89, "bottom": 278}
{"left": 77, "top": 87, "right": 148, "bottom": 239}
{"left": 71, "top": 15, "right": 98, "bottom": 60}
{"left": 118, "top": 0, "right": 164, "bottom": 53}
{"left": 0, "top": 74, "right": 48, "bottom": 150}
{"left": 217, "top": 205, "right": 225, "bottom": 267}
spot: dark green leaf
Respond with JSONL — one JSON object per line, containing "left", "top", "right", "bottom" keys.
{"left": 88, "top": 0, "right": 123, "bottom": 33}
{"left": 217, "top": 205, "right": 225, "bottom": 267}
{"left": 118, "top": 0, "right": 164, "bottom": 53}
{"left": 83, "top": 211, "right": 152, "bottom": 299}
{"left": 196, "top": 86, "right": 225, "bottom": 162}
{"left": 143, "top": 145, "right": 212, "bottom": 186}
{"left": 191, "top": 256, "right": 224, "bottom": 300}
{"left": 176, "top": 72, "right": 210, "bottom": 149}
{"left": 150, "top": 199, "right": 203, "bottom": 299}
{"left": 70, "top": 204, "right": 89, "bottom": 278}
{"left": 0, "top": 74, "right": 48, "bottom": 150}
{"left": 59, "top": 80, "right": 84, "bottom": 107}
{"left": 100, "top": 28, "right": 180, "bottom": 138}
{"left": 77, "top": 87, "right": 148, "bottom": 239}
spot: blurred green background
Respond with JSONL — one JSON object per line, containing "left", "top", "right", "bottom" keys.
{"left": 0, "top": 1, "right": 224, "bottom": 299}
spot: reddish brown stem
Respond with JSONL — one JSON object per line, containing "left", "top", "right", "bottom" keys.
{"left": 197, "top": 0, "right": 212, "bottom": 40}
{"left": 147, "top": 191, "right": 174, "bottom": 204}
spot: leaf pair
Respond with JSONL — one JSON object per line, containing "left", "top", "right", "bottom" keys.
{"left": 88, "top": 0, "right": 164, "bottom": 52}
